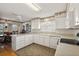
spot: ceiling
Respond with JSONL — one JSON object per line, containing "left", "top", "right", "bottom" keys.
{"left": 0, "top": 3, "right": 67, "bottom": 22}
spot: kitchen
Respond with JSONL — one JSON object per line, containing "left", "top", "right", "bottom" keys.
{"left": 0, "top": 3, "right": 79, "bottom": 56}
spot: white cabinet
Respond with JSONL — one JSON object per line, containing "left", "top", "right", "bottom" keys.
{"left": 15, "top": 36, "right": 25, "bottom": 50}
{"left": 55, "top": 10, "right": 77, "bottom": 29}
{"left": 12, "top": 36, "right": 16, "bottom": 50}
{"left": 40, "top": 21, "right": 56, "bottom": 32}
{"left": 34, "top": 34, "right": 50, "bottom": 47}
{"left": 66, "top": 11, "right": 76, "bottom": 28}
{"left": 56, "top": 17, "right": 67, "bottom": 29}
{"left": 41, "top": 35, "right": 49, "bottom": 47}
{"left": 37, "top": 35, "right": 43, "bottom": 45}
{"left": 31, "top": 19, "right": 40, "bottom": 32}
{"left": 39, "top": 35, "right": 46, "bottom": 46}
{"left": 49, "top": 36, "right": 60, "bottom": 49}
{"left": 12, "top": 34, "right": 61, "bottom": 51}
{"left": 12, "top": 35, "right": 25, "bottom": 51}
{"left": 33, "top": 34, "right": 40, "bottom": 44}
{"left": 24, "top": 35, "right": 33, "bottom": 46}
{"left": 65, "top": 3, "right": 79, "bottom": 28}
{"left": 12, "top": 35, "right": 33, "bottom": 51}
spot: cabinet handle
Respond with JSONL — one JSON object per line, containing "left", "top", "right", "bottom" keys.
{"left": 57, "top": 39, "right": 60, "bottom": 45}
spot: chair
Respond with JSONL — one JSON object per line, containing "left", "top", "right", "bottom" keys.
{"left": 0, "top": 36, "right": 4, "bottom": 48}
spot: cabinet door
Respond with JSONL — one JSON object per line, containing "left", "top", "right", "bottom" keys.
{"left": 12, "top": 36, "right": 16, "bottom": 51}
{"left": 31, "top": 19, "right": 40, "bottom": 32}
{"left": 49, "top": 37, "right": 60, "bottom": 49}
{"left": 24, "top": 35, "right": 33, "bottom": 46}
{"left": 16, "top": 41, "right": 25, "bottom": 50}
{"left": 40, "top": 21, "right": 56, "bottom": 32}
{"left": 67, "top": 11, "right": 75, "bottom": 27}
{"left": 16, "top": 36, "right": 25, "bottom": 50}
{"left": 33, "top": 34, "right": 40, "bottom": 44}
{"left": 56, "top": 17, "right": 66, "bottom": 29}
{"left": 39, "top": 35, "right": 44, "bottom": 45}
{"left": 43, "top": 35, "right": 50, "bottom": 47}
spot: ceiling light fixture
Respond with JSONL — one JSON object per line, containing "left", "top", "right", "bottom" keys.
{"left": 26, "top": 3, "right": 41, "bottom": 11}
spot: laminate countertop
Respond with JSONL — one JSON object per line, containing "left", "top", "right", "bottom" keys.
{"left": 11, "top": 32, "right": 76, "bottom": 39}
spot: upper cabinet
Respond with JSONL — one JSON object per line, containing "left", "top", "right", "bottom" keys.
{"left": 31, "top": 18, "right": 56, "bottom": 32}
{"left": 31, "top": 4, "right": 79, "bottom": 31}
{"left": 66, "top": 11, "right": 76, "bottom": 28}
{"left": 40, "top": 20, "right": 56, "bottom": 32}
{"left": 31, "top": 19, "right": 40, "bottom": 32}
{"left": 67, "top": 4, "right": 79, "bottom": 27}
{"left": 55, "top": 9, "right": 78, "bottom": 29}
{"left": 55, "top": 3, "right": 79, "bottom": 29}
{"left": 55, "top": 17, "right": 67, "bottom": 29}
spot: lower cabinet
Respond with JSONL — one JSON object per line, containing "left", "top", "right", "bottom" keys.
{"left": 34, "top": 34, "right": 60, "bottom": 49}
{"left": 49, "top": 36, "right": 60, "bottom": 49}
{"left": 38, "top": 35, "right": 44, "bottom": 45}
{"left": 12, "top": 35, "right": 33, "bottom": 51}
{"left": 12, "top": 35, "right": 25, "bottom": 51}
{"left": 24, "top": 35, "right": 33, "bottom": 46}
{"left": 34, "top": 35, "right": 50, "bottom": 47}
{"left": 33, "top": 34, "right": 40, "bottom": 44}
{"left": 12, "top": 34, "right": 60, "bottom": 51}
{"left": 41, "top": 35, "right": 49, "bottom": 47}
{"left": 16, "top": 41, "right": 25, "bottom": 50}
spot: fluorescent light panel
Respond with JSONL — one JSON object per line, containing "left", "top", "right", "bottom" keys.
{"left": 26, "top": 3, "right": 41, "bottom": 11}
